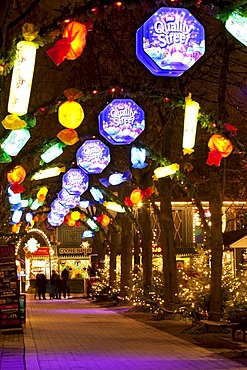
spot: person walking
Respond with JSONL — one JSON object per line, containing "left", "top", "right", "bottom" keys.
{"left": 35, "top": 271, "right": 47, "bottom": 300}
{"left": 61, "top": 266, "right": 70, "bottom": 299}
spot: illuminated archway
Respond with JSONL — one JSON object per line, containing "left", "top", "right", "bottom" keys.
{"left": 15, "top": 228, "right": 53, "bottom": 255}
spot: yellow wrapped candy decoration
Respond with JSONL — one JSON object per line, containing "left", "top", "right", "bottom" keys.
{"left": 58, "top": 88, "right": 84, "bottom": 129}
{"left": 2, "top": 114, "right": 27, "bottom": 130}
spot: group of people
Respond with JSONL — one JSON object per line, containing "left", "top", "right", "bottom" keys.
{"left": 35, "top": 266, "right": 71, "bottom": 300}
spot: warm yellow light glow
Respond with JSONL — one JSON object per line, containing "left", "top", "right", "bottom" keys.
{"left": 182, "top": 94, "right": 200, "bottom": 155}
{"left": 103, "top": 201, "right": 125, "bottom": 213}
{"left": 58, "top": 101, "right": 84, "bottom": 129}
{"left": 8, "top": 41, "right": 36, "bottom": 116}
{"left": 154, "top": 163, "right": 179, "bottom": 179}
{"left": 31, "top": 166, "right": 66, "bottom": 180}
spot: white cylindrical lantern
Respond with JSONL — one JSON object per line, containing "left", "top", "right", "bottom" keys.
{"left": 182, "top": 95, "right": 200, "bottom": 155}
{"left": 8, "top": 41, "right": 36, "bottom": 116}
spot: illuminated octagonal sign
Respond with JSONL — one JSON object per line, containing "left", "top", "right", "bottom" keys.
{"left": 99, "top": 99, "right": 145, "bottom": 145}
{"left": 76, "top": 139, "right": 110, "bottom": 174}
{"left": 136, "top": 7, "right": 205, "bottom": 77}
{"left": 62, "top": 168, "right": 89, "bottom": 196}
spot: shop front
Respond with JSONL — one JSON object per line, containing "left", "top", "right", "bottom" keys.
{"left": 57, "top": 246, "right": 90, "bottom": 294}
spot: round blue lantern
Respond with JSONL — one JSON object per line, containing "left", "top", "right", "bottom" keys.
{"left": 62, "top": 168, "right": 89, "bottom": 196}
{"left": 58, "top": 189, "right": 80, "bottom": 209}
{"left": 136, "top": 7, "right": 205, "bottom": 77}
{"left": 99, "top": 99, "right": 145, "bottom": 145}
{"left": 76, "top": 139, "right": 110, "bottom": 174}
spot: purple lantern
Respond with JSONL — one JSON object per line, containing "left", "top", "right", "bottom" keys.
{"left": 136, "top": 7, "right": 205, "bottom": 77}
{"left": 99, "top": 99, "right": 145, "bottom": 145}
{"left": 58, "top": 188, "right": 80, "bottom": 209}
{"left": 62, "top": 168, "right": 89, "bottom": 196}
{"left": 76, "top": 139, "right": 110, "bottom": 174}
{"left": 51, "top": 198, "right": 69, "bottom": 217}
{"left": 47, "top": 212, "right": 64, "bottom": 227}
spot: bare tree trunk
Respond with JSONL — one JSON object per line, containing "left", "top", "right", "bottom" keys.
{"left": 109, "top": 226, "right": 120, "bottom": 287}
{"left": 208, "top": 22, "right": 230, "bottom": 321}
{"left": 139, "top": 200, "right": 152, "bottom": 292}
{"left": 208, "top": 169, "right": 223, "bottom": 321}
{"left": 119, "top": 185, "right": 133, "bottom": 296}
{"left": 159, "top": 177, "right": 179, "bottom": 305}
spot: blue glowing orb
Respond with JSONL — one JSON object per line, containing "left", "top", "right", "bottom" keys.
{"left": 136, "top": 7, "right": 205, "bottom": 77}
{"left": 76, "top": 139, "right": 110, "bottom": 174}
{"left": 99, "top": 99, "right": 145, "bottom": 145}
{"left": 62, "top": 168, "right": 89, "bottom": 196}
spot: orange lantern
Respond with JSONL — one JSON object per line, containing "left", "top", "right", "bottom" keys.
{"left": 206, "top": 134, "right": 233, "bottom": 167}
{"left": 57, "top": 128, "right": 79, "bottom": 145}
{"left": 67, "top": 219, "right": 76, "bottom": 227}
{"left": 12, "top": 223, "right": 21, "bottom": 233}
{"left": 63, "top": 22, "right": 87, "bottom": 61}
{"left": 101, "top": 214, "right": 110, "bottom": 227}
{"left": 46, "top": 21, "right": 87, "bottom": 65}
{"left": 80, "top": 213, "right": 86, "bottom": 221}
{"left": 7, "top": 165, "right": 26, "bottom": 184}
{"left": 33, "top": 215, "right": 39, "bottom": 222}
{"left": 130, "top": 188, "right": 143, "bottom": 205}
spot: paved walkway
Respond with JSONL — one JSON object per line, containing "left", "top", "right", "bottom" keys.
{"left": 1, "top": 297, "right": 247, "bottom": 370}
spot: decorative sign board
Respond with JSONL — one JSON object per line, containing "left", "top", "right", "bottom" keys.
{"left": 0, "top": 244, "right": 22, "bottom": 331}
{"left": 76, "top": 139, "right": 110, "bottom": 174}
{"left": 136, "top": 7, "right": 205, "bottom": 77}
{"left": 62, "top": 168, "right": 89, "bottom": 196}
{"left": 99, "top": 99, "right": 145, "bottom": 145}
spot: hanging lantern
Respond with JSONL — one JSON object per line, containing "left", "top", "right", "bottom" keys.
{"left": 206, "top": 134, "right": 233, "bottom": 167}
{"left": 154, "top": 163, "right": 179, "bottom": 179}
{"left": 225, "top": 11, "right": 247, "bottom": 47}
{"left": 58, "top": 89, "right": 84, "bottom": 129}
{"left": 2, "top": 114, "right": 27, "bottom": 130}
{"left": 131, "top": 147, "right": 147, "bottom": 169}
{"left": 57, "top": 128, "right": 79, "bottom": 145}
{"left": 40, "top": 142, "right": 66, "bottom": 163}
{"left": 51, "top": 199, "right": 69, "bottom": 217}
{"left": 80, "top": 213, "right": 86, "bottom": 221}
{"left": 71, "top": 211, "right": 81, "bottom": 221}
{"left": 62, "top": 168, "right": 89, "bottom": 196}
{"left": 103, "top": 201, "right": 125, "bottom": 213}
{"left": 47, "top": 21, "right": 87, "bottom": 65}
{"left": 12, "top": 210, "right": 23, "bottom": 224}
{"left": 12, "top": 223, "right": 21, "bottom": 233}
{"left": 90, "top": 187, "right": 104, "bottom": 203}
{"left": 67, "top": 219, "right": 76, "bottom": 227}
{"left": 76, "top": 139, "right": 111, "bottom": 174}
{"left": 182, "top": 94, "right": 200, "bottom": 155}
{"left": 85, "top": 217, "right": 99, "bottom": 231}
{"left": 37, "top": 186, "right": 48, "bottom": 202}
{"left": 47, "top": 212, "right": 64, "bottom": 227}
{"left": 1, "top": 128, "right": 30, "bottom": 156}
{"left": 30, "top": 199, "right": 44, "bottom": 211}
{"left": 8, "top": 187, "right": 21, "bottom": 205}
{"left": 31, "top": 166, "right": 66, "bottom": 181}
{"left": 58, "top": 188, "right": 80, "bottom": 208}
{"left": 101, "top": 214, "right": 110, "bottom": 227}
{"left": 25, "top": 212, "right": 33, "bottom": 224}
{"left": 99, "top": 99, "right": 145, "bottom": 145}
{"left": 82, "top": 230, "right": 94, "bottom": 238}
{"left": 7, "top": 165, "right": 26, "bottom": 185}
{"left": 130, "top": 188, "right": 143, "bottom": 205}
{"left": 8, "top": 24, "right": 39, "bottom": 115}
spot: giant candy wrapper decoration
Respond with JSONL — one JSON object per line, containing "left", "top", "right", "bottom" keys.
{"left": 182, "top": 94, "right": 200, "bottom": 155}
{"left": 225, "top": 11, "right": 247, "bottom": 47}
{"left": 136, "top": 7, "right": 205, "bottom": 77}
{"left": 62, "top": 168, "right": 89, "bottom": 196}
{"left": 99, "top": 99, "right": 145, "bottom": 145}
{"left": 58, "top": 188, "right": 80, "bottom": 208}
{"left": 47, "top": 21, "right": 87, "bottom": 65}
{"left": 206, "top": 134, "right": 233, "bottom": 167}
{"left": 76, "top": 139, "right": 110, "bottom": 174}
